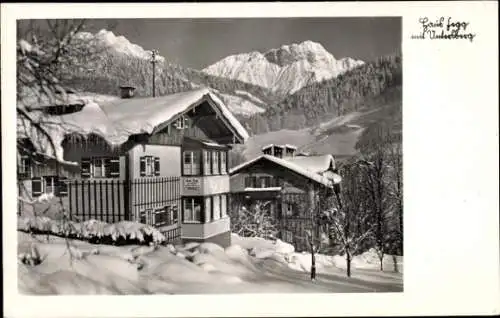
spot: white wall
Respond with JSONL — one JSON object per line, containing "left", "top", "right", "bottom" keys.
{"left": 128, "top": 144, "right": 181, "bottom": 179}
{"left": 181, "top": 216, "right": 230, "bottom": 239}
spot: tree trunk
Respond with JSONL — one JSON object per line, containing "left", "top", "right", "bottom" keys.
{"left": 398, "top": 203, "right": 403, "bottom": 255}
{"left": 380, "top": 255, "right": 384, "bottom": 271}
{"left": 392, "top": 254, "right": 399, "bottom": 273}
{"left": 311, "top": 250, "right": 316, "bottom": 281}
{"left": 346, "top": 252, "right": 351, "bottom": 277}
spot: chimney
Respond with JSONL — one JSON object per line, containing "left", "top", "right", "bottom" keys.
{"left": 119, "top": 86, "right": 136, "bottom": 99}
{"left": 284, "top": 144, "right": 297, "bottom": 157}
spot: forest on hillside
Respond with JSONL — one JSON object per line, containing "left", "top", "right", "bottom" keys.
{"left": 61, "top": 49, "right": 279, "bottom": 107}
{"left": 240, "top": 54, "right": 402, "bottom": 134}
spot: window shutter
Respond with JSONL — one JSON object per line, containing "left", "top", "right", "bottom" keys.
{"left": 57, "top": 177, "right": 69, "bottom": 197}
{"left": 81, "top": 158, "right": 91, "bottom": 178}
{"left": 31, "top": 177, "right": 43, "bottom": 197}
{"left": 109, "top": 158, "right": 120, "bottom": 178}
{"left": 139, "top": 157, "right": 146, "bottom": 177}
{"left": 173, "top": 206, "right": 178, "bottom": 224}
{"left": 139, "top": 210, "right": 147, "bottom": 224}
{"left": 154, "top": 157, "right": 160, "bottom": 176}
{"left": 245, "top": 176, "right": 251, "bottom": 188}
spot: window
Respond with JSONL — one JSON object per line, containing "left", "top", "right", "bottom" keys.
{"left": 32, "top": 176, "right": 68, "bottom": 197}
{"left": 139, "top": 209, "right": 153, "bottom": 225}
{"left": 221, "top": 194, "right": 227, "bottom": 218}
{"left": 174, "top": 115, "right": 189, "bottom": 130}
{"left": 154, "top": 205, "right": 179, "bottom": 227}
{"left": 183, "top": 197, "right": 202, "bottom": 223}
{"left": 140, "top": 156, "right": 160, "bottom": 177}
{"left": 283, "top": 230, "right": 293, "bottom": 243}
{"left": 44, "top": 176, "right": 57, "bottom": 194}
{"left": 92, "top": 158, "right": 105, "bottom": 178}
{"left": 205, "top": 197, "right": 212, "bottom": 222}
{"left": 203, "top": 150, "right": 211, "bottom": 175}
{"left": 154, "top": 207, "right": 167, "bottom": 226}
{"left": 285, "top": 203, "right": 293, "bottom": 216}
{"left": 81, "top": 157, "right": 120, "bottom": 179}
{"left": 183, "top": 151, "right": 201, "bottom": 175}
{"left": 213, "top": 195, "right": 221, "bottom": 220}
{"left": 18, "top": 156, "right": 31, "bottom": 179}
{"left": 220, "top": 151, "right": 227, "bottom": 174}
{"left": 244, "top": 176, "right": 252, "bottom": 188}
{"left": 212, "top": 151, "right": 220, "bottom": 175}
{"left": 260, "top": 176, "right": 272, "bottom": 188}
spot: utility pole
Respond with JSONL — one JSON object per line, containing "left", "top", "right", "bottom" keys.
{"left": 150, "top": 49, "right": 159, "bottom": 97}
{"left": 308, "top": 184, "right": 317, "bottom": 282}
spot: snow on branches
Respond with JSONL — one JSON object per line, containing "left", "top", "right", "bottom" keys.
{"left": 231, "top": 201, "right": 279, "bottom": 241}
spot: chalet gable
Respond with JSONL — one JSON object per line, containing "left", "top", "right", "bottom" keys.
{"left": 229, "top": 155, "right": 333, "bottom": 188}
{"left": 148, "top": 91, "right": 248, "bottom": 145}
{"left": 100, "top": 88, "right": 249, "bottom": 145}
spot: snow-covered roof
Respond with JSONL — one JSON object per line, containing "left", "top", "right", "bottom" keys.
{"left": 17, "top": 86, "right": 119, "bottom": 111}
{"left": 18, "top": 88, "right": 249, "bottom": 164}
{"left": 261, "top": 144, "right": 277, "bottom": 151}
{"left": 98, "top": 88, "right": 249, "bottom": 142}
{"left": 229, "top": 155, "right": 333, "bottom": 187}
{"left": 284, "top": 154, "right": 336, "bottom": 174}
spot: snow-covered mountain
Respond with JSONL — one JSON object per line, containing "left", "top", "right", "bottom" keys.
{"left": 202, "top": 40, "right": 364, "bottom": 95}
{"left": 72, "top": 30, "right": 265, "bottom": 116}
{"left": 76, "top": 29, "right": 166, "bottom": 62}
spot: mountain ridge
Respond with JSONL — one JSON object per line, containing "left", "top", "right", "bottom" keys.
{"left": 203, "top": 40, "right": 364, "bottom": 95}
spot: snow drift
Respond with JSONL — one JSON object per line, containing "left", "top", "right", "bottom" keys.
{"left": 18, "top": 231, "right": 402, "bottom": 295}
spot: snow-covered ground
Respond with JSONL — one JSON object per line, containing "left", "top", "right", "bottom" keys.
{"left": 18, "top": 231, "right": 402, "bottom": 295}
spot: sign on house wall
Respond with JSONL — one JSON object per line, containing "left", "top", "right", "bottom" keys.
{"left": 184, "top": 177, "right": 202, "bottom": 192}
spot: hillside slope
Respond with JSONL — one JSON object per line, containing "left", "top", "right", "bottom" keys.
{"left": 235, "top": 86, "right": 401, "bottom": 161}
{"left": 239, "top": 54, "right": 401, "bottom": 134}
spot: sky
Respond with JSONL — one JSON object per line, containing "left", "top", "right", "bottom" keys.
{"left": 81, "top": 18, "right": 401, "bottom": 69}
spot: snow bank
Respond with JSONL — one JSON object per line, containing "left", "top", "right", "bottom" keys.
{"left": 231, "top": 233, "right": 403, "bottom": 274}
{"left": 18, "top": 231, "right": 402, "bottom": 295}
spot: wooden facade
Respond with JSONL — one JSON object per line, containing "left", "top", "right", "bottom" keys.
{"left": 229, "top": 158, "right": 334, "bottom": 252}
